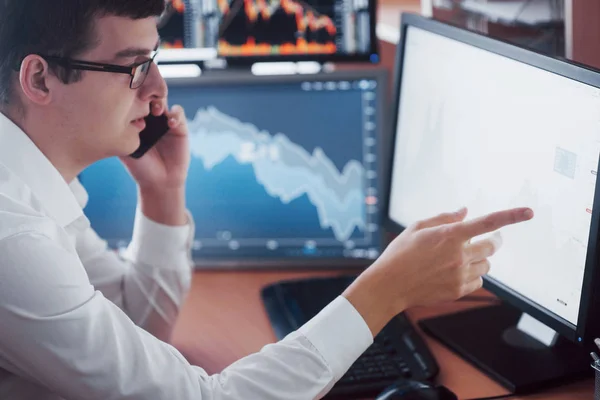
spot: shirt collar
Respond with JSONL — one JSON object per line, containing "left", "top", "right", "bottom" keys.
{"left": 0, "top": 112, "right": 83, "bottom": 227}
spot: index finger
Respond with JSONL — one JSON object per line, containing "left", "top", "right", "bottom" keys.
{"left": 453, "top": 207, "right": 533, "bottom": 239}
{"left": 165, "top": 105, "right": 186, "bottom": 130}
{"left": 166, "top": 104, "right": 185, "bottom": 120}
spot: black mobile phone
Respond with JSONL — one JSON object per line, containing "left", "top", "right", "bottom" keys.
{"left": 129, "top": 113, "right": 170, "bottom": 159}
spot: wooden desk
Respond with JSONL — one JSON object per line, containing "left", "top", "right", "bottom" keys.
{"left": 172, "top": 270, "right": 593, "bottom": 399}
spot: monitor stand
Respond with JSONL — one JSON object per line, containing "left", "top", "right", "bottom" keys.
{"left": 418, "top": 303, "right": 593, "bottom": 393}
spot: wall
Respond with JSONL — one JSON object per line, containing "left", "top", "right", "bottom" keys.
{"left": 571, "top": 0, "right": 600, "bottom": 69}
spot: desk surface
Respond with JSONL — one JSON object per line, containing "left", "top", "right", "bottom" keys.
{"left": 172, "top": 270, "right": 593, "bottom": 400}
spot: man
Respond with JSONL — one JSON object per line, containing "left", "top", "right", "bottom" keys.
{"left": 0, "top": 1, "right": 533, "bottom": 399}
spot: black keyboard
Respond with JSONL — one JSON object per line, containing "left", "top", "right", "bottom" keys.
{"left": 261, "top": 275, "right": 440, "bottom": 399}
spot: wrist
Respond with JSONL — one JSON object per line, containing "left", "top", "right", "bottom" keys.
{"left": 342, "top": 270, "right": 405, "bottom": 337}
{"left": 138, "top": 186, "right": 187, "bottom": 226}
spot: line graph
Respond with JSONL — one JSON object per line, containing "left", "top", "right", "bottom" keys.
{"left": 218, "top": 0, "right": 338, "bottom": 56}
{"left": 188, "top": 106, "right": 366, "bottom": 242}
{"left": 243, "top": 0, "right": 336, "bottom": 35}
{"left": 79, "top": 79, "right": 382, "bottom": 260}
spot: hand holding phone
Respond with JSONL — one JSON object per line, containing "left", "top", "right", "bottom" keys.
{"left": 129, "top": 113, "right": 170, "bottom": 159}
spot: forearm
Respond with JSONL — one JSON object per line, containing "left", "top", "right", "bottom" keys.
{"left": 121, "top": 206, "right": 194, "bottom": 340}
{"left": 122, "top": 261, "right": 192, "bottom": 341}
{"left": 77, "top": 220, "right": 193, "bottom": 342}
{"left": 134, "top": 184, "right": 192, "bottom": 338}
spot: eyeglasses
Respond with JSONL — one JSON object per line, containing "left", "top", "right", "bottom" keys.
{"left": 38, "top": 51, "right": 158, "bottom": 89}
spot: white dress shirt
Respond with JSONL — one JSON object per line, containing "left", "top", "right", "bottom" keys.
{"left": 0, "top": 112, "right": 374, "bottom": 400}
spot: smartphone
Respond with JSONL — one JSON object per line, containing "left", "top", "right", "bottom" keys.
{"left": 129, "top": 113, "right": 170, "bottom": 159}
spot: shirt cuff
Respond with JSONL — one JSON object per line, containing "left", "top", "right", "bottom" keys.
{"left": 123, "top": 207, "right": 195, "bottom": 269}
{"left": 299, "top": 295, "right": 374, "bottom": 381}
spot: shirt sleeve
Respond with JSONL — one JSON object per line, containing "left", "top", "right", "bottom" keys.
{"left": 299, "top": 295, "right": 374, "bottom": 381}
{"left": 0, "top": 231, "right": 373, "bottom": 400}
{"left": 75, "top": 207, "right": 194, "bottom": 342}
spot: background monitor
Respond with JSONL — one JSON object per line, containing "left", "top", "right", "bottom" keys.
{"left": 384, "top": 13, "right": 600, "bottom": 393}
{"left": 157, "top": 0, "right": 379, "bottom": 64}
{"left": 158, "top": 0, "right": 187, "bottom": 49}
{"left": 156, "top": 0, "right": 219, "bottom": 64}
{"left": 79, "top": 69, "right": 387, "bottom": 269}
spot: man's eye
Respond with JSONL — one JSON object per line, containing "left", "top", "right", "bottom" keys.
{"left": 129, "top": 58, "right": 150, "bottom": 68}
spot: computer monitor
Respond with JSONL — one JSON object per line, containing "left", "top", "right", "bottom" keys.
{"left": 156, "top": 0, "right": 219, "bottom": 64}
{"left": 157, "top": 1, "right": 187, "bottom": 49}
{"left": 218, "top": 0, "right": 378, "bottom": 64}
{"left": 79, "top": 69, "right": 386, "bottom": 269}
{"left": 156, "top": 0, "right": 379, "bottom": 64}
{"left": 384, "top": 13, "right": 600, "bottom": 393}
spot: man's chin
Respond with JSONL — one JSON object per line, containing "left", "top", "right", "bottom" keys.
{"left": 112, "top": 137, "right": 141, "bottom": 159}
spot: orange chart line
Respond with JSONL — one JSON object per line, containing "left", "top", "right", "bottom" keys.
{"left": 242, "top": 0, "right": 337, "bottom": 36}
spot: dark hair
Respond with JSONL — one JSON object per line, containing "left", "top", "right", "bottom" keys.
{"left": 0, "top": 0, "right": 165, "bottom": 105}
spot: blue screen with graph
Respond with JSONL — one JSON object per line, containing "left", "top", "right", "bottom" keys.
{"left": 79, "top": 71, "right": 384, "bottom": 263}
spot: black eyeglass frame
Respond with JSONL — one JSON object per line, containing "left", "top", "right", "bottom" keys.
{"left": 31, "top": 51, "right": 158, "bottom": 89}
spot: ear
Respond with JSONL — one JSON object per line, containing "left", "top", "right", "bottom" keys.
{"left": 18, "top": 55, "right": 54, "bottom": 106}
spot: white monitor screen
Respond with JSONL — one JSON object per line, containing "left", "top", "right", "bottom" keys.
{"left": 388, "top": 26, "right": 600, "bottom": 325}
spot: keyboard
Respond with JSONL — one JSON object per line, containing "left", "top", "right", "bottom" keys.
{"left": 261, "top": 275, "right": 440, "bottom": 399}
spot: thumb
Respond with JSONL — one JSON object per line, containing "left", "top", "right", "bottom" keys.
{"left": 415, "top": 207, "right": 468, "bottom": 230}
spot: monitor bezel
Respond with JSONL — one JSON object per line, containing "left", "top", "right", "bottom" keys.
{"left": 216, "top": 0, "right": 379, "bottom": 66}
{"left": 382, "top": 13, "right": 600, "bottom": 343}
{"left": 162, "top": 69, "right": 388, "bottom": 270}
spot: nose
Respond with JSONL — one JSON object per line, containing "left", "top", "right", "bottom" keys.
{"left": 138, "top": 62, "right": 167, "bottom": 101}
